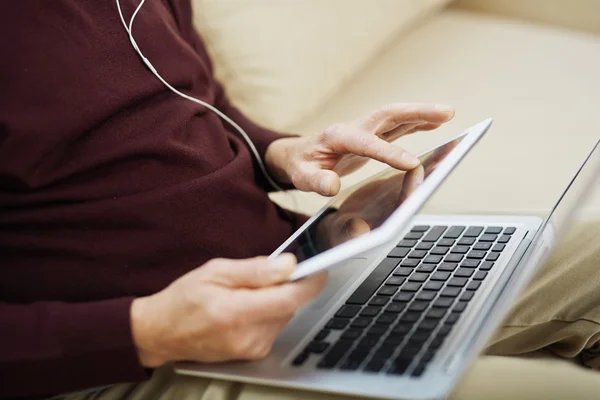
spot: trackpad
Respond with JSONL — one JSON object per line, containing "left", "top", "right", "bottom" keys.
{"left": 308, "top": 258, "right": 368, "bottom": 310}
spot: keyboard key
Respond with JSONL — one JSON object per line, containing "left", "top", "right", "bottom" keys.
{"left": 433, "top": 297, "right": 454, "bottom": 308}
{"left": 335, "top": 305, "right": 361, "bottom": 318}
{"left": 292, "top": 351, "right": 310, "bottom": 366}
{"left": 460, "top": 259, "right": 480, "bottom": 268}
{"left": 326, "top": 318, "right": 349, "bottom": 329}
{"left": 438, "top": 238, "right": 456, "bottom": 247}
{"left": 453, "top": 302, "right": 468, "bottom": 313}
{"left": 348, "top": 348, "right": 370, "bottom": 362}
{"left": 341, "top": 329, "right": 362, "bottom": 340}
{"left": 351, "top": 318, "right": 371, "bottom": 328}
{"left": 408, "top": 250, "right": 428, "bottom": 259}
{"left": 460, "top": 291, "right": 475, "bottom": 302}
{"left": 438, "top": 262, "right": 458, "bottom": 272}
{"left": 378, "top": 285, "right": 398, "bottom": 296}
{"left": 486, "top": 252, "right": 500, "bottom": 261}
{"left": 360, "top": 306, "right": 381, "bottom": 317}
{"left": 401, "top": 282, "right": 421, "bottom": 292}
{"left": 440, "top": 287, "right": 461, "bottom": 297}
{"left": 405, "top": 232, "right": 423, "bottom": 240}
{"left": 365, "top": 360, "right": 386, "bottom": 372}
{"left": 422, "top": 351, "right": 435, "bottom": 362}
{"left": 457, "top": 237, "right": 476, "bottom": 246}
{"left": 448, "top": 277, "right": 468, "bottom": 287}
{"left": 474, "top": 242, "right": 492, "bottom": 251}
{"left": 426, "top": 308, "right": 446, "bottom": 319}
{"left": 389, "top": 247, "right": 410, "bottom": 258}
{"left": 408, "top": 273, "right": 429, "bottom": 282}
{"left": 417, "top": 319, "right": 439, "bottom": 331}
{"left": 391, "top": 322, "right": 412, "bottom": 335}
{"left": 480, "top": 261, "right": 494, "bottom": 271}
{"left": 473, "top": 271, "right": 488, "bottom": 281}
{"left": 446, "top": 313, "right": 460, "bottom": 324}
{"left": 400, "top": 259, "right": 420, "bottom": 268}
{"left": 416, "top": 264, "right": 436, "bottom": 273}
{"left": 388, "top": 357, "right": 412, "bottom": 375}
{"left": 423, "top": 281, "right": 444, "bottom": 291}
{"left": 498, "top": 235, "right": 511, "bottom": 243}
{"left": 430, "top": 246, "right": 449, "bottom": 255}
{"left": 385, "top": 303, "right": 406, "bottom": 313}
{"left": 451, "top": 246, "right": 470, "bottom": 254}
{"left": 479, "top": 234, "right": 498, "bottom": 242}
{"left": 409, "top": 331, "right": 431, "bottom": 344}
{"left": 445, "top": 254, "right": 464, "bottom": 263}
{"left": 437, "top": 325, "right": 452, "bottom": 337}
{"left": 492, "top": 244, "right": 506, "bottom": 252}
{"left": 339, "top": 359, "right": 361, "bottom": 371}
{"left": 397, "top": 239, "right": 418, "bottom": 248}
{"left": 467, "top": 281, "right": 482, "bottom": 291}
{"left": 503, "top": 227, "right": 516, "bottom": 235}
{"left": 416, "top": 242, "right": 433, "bottom": 251}
{"left": 431, "top": 271, "right": 451, "bottom": 281}
{"left": 463, "top": 226, "right": 484, "bottom": 237}
{"left": 317, "top": 340, "right": 352, "bottom": 368}
{"left": 485, "top": 227, "right": 503, "bottom": 234}
{"left": 408, "top": 301, "right": 429, "bottom": 312}
{"left": 399, "top": 312, "right": 421, "bottom": 323}
{"left": 467, "top": 250, "right": 487, "bottom": 259}
{"left": 359, "top": 336, "right": 380, "bottom": 347}
{"left": 369, "top": 296, "right": 389, "bottom": 306}
{"left": 423, "top": 255, "right": 443, "bottom": 264}
{"left": 411, "top": 225, "right": 430, "bottom": 232}
{"left": 345, "top": 258, "right": 399, "bottom": 305}
{"left": 444, "top": 226, "right": 465, "bottom": 239}
{"left": 454, "top": 268, "right": 474, "bottom": 278}
{"left": 422, "top": 226, "right": 447, "bottom": 242}
{"left": 416, "top": 291, "right": 436, "bottom": 301}
{"left": 386, "top": 276, "right": 406, "bottom": 286}
{"left": 393, "top": 292, "right": 414, "bottom": 302}
{"left": 376, "top": 314, "right": 397, "bottom": 325}
{"left": 315, "top": 329, "right": 330, "bottom": 341}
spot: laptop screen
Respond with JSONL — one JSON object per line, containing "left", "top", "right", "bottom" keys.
{"left": 279, "top": 134, "right": 467, "bottom": 262}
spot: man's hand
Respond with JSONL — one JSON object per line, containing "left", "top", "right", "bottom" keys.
{"left": 130, "top": 254, "right": 326, "bottom": 368}
{"left": 265, "top": 103, "right": 454, "bottom": 196}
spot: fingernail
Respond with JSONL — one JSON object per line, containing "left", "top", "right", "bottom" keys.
{"left": 319, "top": 177, "right": 331, "bottom": 195}
{"left": 402, "top": 152, "right": 420, "bottom": 167}
{"left": 434, "top": 104, "right": 454, "bottom": 114}
{"left": 269, "top": 253, "right": 296, "bottom": 279}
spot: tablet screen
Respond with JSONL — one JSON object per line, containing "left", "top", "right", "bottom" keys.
{"left": 280, "top": 135, "right": 466, "bottom": 262}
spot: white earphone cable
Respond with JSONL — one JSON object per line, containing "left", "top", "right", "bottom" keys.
{"left": 115, "top": 0, "right": 290, "bottom": 195}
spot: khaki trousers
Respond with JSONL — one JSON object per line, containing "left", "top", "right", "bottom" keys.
{"left": 62, "top": 221, "right": 600, "bottom": 400}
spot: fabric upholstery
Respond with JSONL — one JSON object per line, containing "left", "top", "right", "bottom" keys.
{"left": 191, "top": 0, "right": 452, "bottom": 131}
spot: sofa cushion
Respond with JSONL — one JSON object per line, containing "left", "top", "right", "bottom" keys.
{"left": 191, "top": 0, "right": 452, "bottom": 131}
{"left": 276, "top": 10, "right": 600, "bottom": 217}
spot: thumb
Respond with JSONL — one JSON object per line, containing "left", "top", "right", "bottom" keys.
{"left": 202, "top": 254, "right": 297, "bottom": 288}
{"left": 293, "top": 164, "right": 341, "bottom": 196}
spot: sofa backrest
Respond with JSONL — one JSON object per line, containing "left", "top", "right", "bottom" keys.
{"left": 192, "top": 0, "right": 452, "bottom": 131}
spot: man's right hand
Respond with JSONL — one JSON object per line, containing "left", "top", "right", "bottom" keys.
{"left": 130, "top": 254, "right": 327, "bottom": 368}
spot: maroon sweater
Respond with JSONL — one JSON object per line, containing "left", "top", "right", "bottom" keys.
{"left": 0, "top": 1, "right": 301, "bottom": 398}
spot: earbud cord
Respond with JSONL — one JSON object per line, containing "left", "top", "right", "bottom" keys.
{"left": 115, "top": 0, "right": 292, "bottom": 197}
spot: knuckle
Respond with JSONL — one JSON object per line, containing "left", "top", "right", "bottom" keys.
{"left": 319, "top": 123, "right": 343, "bottom": 143}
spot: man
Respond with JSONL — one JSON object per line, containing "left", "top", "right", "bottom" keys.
{"left": 1, "top": 2, "right": 599, "bottom": 400}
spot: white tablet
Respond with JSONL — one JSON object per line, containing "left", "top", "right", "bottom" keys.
{"left": 272, "top": 118, "right": 493, "bottom": 280}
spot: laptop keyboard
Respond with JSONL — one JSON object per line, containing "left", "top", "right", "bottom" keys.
{"left": 292, "top": 224, "right": 516, "bottom": 377}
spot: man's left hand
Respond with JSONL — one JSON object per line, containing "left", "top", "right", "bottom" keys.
{"left": 265, "top": 103, "right": 455, "bottom": 196}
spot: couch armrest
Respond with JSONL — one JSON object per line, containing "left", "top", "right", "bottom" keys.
{"left": 452, "top": 0, "right": 600, "bottom": 34}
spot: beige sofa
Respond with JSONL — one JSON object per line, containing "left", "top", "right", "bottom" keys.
{"left": 192, "top": 0, "right": 600, "bottom": 397}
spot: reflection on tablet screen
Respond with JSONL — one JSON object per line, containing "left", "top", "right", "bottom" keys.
{"left": 282, "top": 135, "right": 464, "bottom": 262}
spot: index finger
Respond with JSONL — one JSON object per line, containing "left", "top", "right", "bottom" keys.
{"left": 360, "top": 103, "right": 455, "bottom": 134}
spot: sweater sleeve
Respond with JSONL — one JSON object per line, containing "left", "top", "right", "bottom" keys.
{"left": 0, "top": 298, "right": 149, "bottom": 399}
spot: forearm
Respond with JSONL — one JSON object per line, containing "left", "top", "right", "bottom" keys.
{"left": 0, "top": 299, "right": 147, "bottom": 399}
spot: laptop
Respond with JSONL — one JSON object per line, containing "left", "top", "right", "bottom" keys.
{"left": 177, "top": 119, "right": 600, "bottom": 400}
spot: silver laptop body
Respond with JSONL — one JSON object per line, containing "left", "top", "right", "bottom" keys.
{"left": 177, "top": 140, "right": 600, "bottom": 400}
